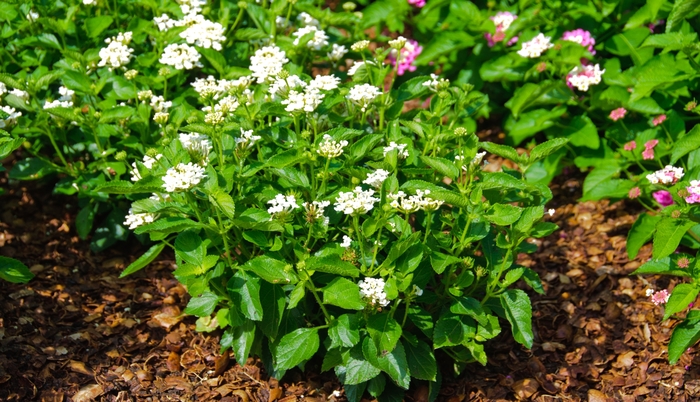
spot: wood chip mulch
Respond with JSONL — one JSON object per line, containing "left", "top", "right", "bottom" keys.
{"left": 1, "top": 171, "right": 699, "bottom": 402}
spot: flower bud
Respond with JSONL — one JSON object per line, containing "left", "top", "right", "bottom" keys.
{"left": 237, "top": 1, "right": 248, "bottom": 8}
{"left": 158, "top": 67, "right": 171, "bottom": 77}
{"left": 124, "top": 70, "right": 138, "bottom": 80}
{"left": 146, "top": 148, "right": 160, "bottom": 158}
{"left": 115, "top": 151, "right": 127, "bottom": 161}
{"left": 672, "top": 210, "right": 681, "bottom": 218}
{"left": 351, "top": 40, "right": 369, "bottom": 52}
{"left": 153, "top": 111, "right": 169, "bottom": 125}
{"left": 277, "top": 70, "right": 290, "bottom": 80}
{"left": 342, "top": 2, "right": 356, "bottom": 11}
{"left": 454, "top": 127, "right": 467, "bottom": 136}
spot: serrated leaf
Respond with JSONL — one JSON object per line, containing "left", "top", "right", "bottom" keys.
{"left": 404, "top": 340, "right": 436, "bottom": 381}
{"left": 306, "top": 254, "right": 360, "bottom": 277}
{"left": 631, "top": 257, "right": 691, "bottom": 277}
{"left": 367, "top": 313, "right": 401, "bottom": 353}
{"left": 653, "top": 218, "right": 697, "bottom": 260}
{"left": 274, "top": 328, "right": 320, "bottom": 370}
{"left": 134, "top": 217, "right": 204, "bottom": 236}
{"left": 663, "top": 283, "right": 699, "bottom": 321}
{"left": 227, "top": 270, "right": 263, "bottom": 321}
{"left": 668, "top": 310, "right": 700, "bottom": 364}
{"left": 184, "top": 291, "right": 219, "bottom": 316}
{"left": 401, "top": 180, "right": 467, "bottom": 209}
{"left": 529, "top": 138, "right": 569, "bottom": 162}
{"left": 120, "top": 242, "right": 166, "bottom": 277}
{"left": 259, "top": 281, "right": 285, "bottom": 340}
{"left": 329, "top": 314, "right": 361, "bottom": 349}
{"left": 0, "top": 256, "right": 34, "bottom": 284}
{"left": 419, "top": 155, "right": 460, "bottom": 180}
{"left": 323, "top": 278, "right": 365, "bottom": 310}
{"left": 500, "top": 289, "right": 533, "bottom": 348}
{"left": 242, "top": 255, "right": 297, "bottom": 284}
{"left": 627, "top": 213, "right": 661, "bottom": 259}
{"left": 672, "top": 125, "right": 700, "bottom": 164}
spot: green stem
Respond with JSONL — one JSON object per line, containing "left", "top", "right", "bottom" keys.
{"left": 306, "top": 280, "right": 332, "bottom": 323}
{"left": 319, "top": 157, "right": 331, "bottom": 196}
{"left": 353, "top": 215, "right": 367, "bottom": 272}
{"left": 423, "top": 211, "right": 433, "bottom": 244}
{"left": 43, "top": 127, "right": 72, "bottom": 175}
{"left": 369, "top": 225, "right": 384, "bottom": 274}
{"left": 482, "top": 247, "right": 513, "bottom": 303}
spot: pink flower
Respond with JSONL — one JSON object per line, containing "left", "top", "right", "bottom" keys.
{"left": 652, "top": 114, "right": 667, "bottom": 126}
{"left": 645, "top": 139, "right": 659, "bottom": 149}
{"left": 609, "top": 108, "right": 627, "bottom": 121}
{"left": 628, "top": 187, "right": 641, "bottom": 199}
{"left": 686, "top": 180, "right": 700, "bottom": 204}
{"left": 562, "top": 29, "right": 596, "bottom": 54}
{"left": 623, "top": 141, "right": 636, "bottom": 151}
{"left": 536, "top": 62, "right": 547, "bottom": 72}
{"left": 651, "top": 289, "right": 670, "bottom": 305}
{"left": 485, "top": 12, "right": 517, "bottom": 47}
{"left": 643, "top": 139, "right": 658, "bottom": 160}
{"left": 677, "top": 257, "right": 690, "bottom": 269}
{"left": 389, "top": 39, "right": 422, "bottom": 76}
{"left": 653, "top": 190, "right": 674, "bottom": 207}
{"left": 407, "top": 0, "right": 425, "bottom": 7}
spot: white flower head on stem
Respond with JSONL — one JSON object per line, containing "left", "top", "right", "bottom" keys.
{"left": 383, "top": 142, "right": 409, "bottom": 159}
{"left": 327, "top": 44, "right": 348, "bottom": 62}
{"left": 250, "top": 45, "right": 289, "bottom": 83}
{"left": 179, "top": 133, "right": 212, "bottom": 165}
{"left": 98, "top": 32, "right": 134, "bottom": 70}
{"left": 292, "top": 25, "right": 329, "bottom": 50}
{"left": 347, "top": 84, "right": 381, "bottom": 112}
{"left": 303, "top": 200, "right": 331, "bottom": 224}
{"left": 334, "top": 187, "right": 379, "bottom": 215}
{"left": 517, "top": 33, "right": 553, "bottom": 58}
{"left": 162, "top": 162, "right": 206, "bottom": 192}
{"left": 359, "top": 277, "right": 390, "bottom": 307}
{"left": 647, "top": 165, "right": 684, "bottom": 185}
{"left": 160, "top": 43, "right": 203, "bottom": 70}
{"left": 180, "top": 19, "right": 226, "bottom": 50}
{"left": 340, "top": 235, "right": 352, "bottom": 248}
{"left": 130, "top": 154, "right": 163, "bottom": 181}
{"left": 308, "top": 75, "right": 341, "bottom": 91}
{"left": 236, "top": 128, "right": 261, "bottom": 149}
{"left": 124, "top": 209, "right": 157, "bottom": 230}
{"left": 363, "top": 169, "right": 390, "bottom": 188}
{"left": 267, "top": 194, "right": 300, "bottom": 219}
{"left": 317, "top": 134, "right": 348, "bottom": 158}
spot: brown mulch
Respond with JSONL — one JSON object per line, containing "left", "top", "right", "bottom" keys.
{"left": 1, "top": 169, "right": 700, "bottom": 401}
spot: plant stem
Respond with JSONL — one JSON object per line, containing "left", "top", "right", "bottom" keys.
{"left": 306, "top": 280, "right": 331, "bottom": 323}
{"left": 319, "top": 157, "right": 331, "bottom": 196}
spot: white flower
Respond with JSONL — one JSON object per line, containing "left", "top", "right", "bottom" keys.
{"left": 267, "top": 194, "right": 300, "bottom": 218}
{"left": 27, "top": 10, "right": 39, "bottom": 21}
{"left": 98, "top": 32, "right": 134, "bottom": 70}
{"left": 138, "top": 90, "right": 153, "bottom": 101}
{"left": 153, "top": 112, "right": 170, "bottom": 125}
{"left": 347, "top": 84, "right": 381, "bottom": 112}
{"left": 297, "top": 12, "right": 320, "bottom": 27}
{"left": 389, "top": 36, "right": 408, "bottom": 50}
{"left": 383, "top": 142, "right": 409, "bottom": 159}
{"left": 340, "top": 235, "right": 352, "bottom": 248}
{"left": 308, "top": 75, "right": 340, "bottom": 91}
{"left": 179, "top": 0, "right": 207, "bottom": 15}
{"left": 160, "top": 43, "right": 202, "bottom": 70}
{"left": 389, "top": 190, "right": 442, "bottom": 213}
{"left": 647, "top": 165, "right": 684, "bottom": 185}
{"left": 204, "top": 111, "right": 225, "bottom": 125}
{"left": 334, "top": 187, "right": 379, "bottom": 215}
{"left": 317, "top": 134, "right": 348, "bottom": 158}
{"left": 0, "top": 82, "right": 6, "bottom": 96}
{"left": 124, "top": 209, "right": 156, "bottom": 230}
{"left": 413, "top": 285, "right": 423, "bottom": 296}
{"left": 281, "top": 88, "right": 325, "bottom": 113}
{"left": 58, "top": 86, "right": 74, "bottom": 101}
{"left": 517, "top": 33, "right": 553, "bottom": 58}
{"left": 180, "top": 19, "right": 226, "bottom": 50}
{"left": 351, "top": 40, "right": 369, "bottom": 51}
{"left": 269, "top": 75, "right": 307, "bottom": 100}
{"left": 547, "top": 208, "right": 555, "bottom": 217}
{"left": 179, "top": 133, "right": 212, "bottom": 163}
{"left": 303, "top": 200, "right": 331, "bottom": 222}
{"left": 275, "top": 16, "right": 288, "bottom": 29}
{"left": 566, "top": 64, "right": 605, "bottom": 92}
{"left": 203, "top": 95, "right": 239, "bottom": 115}
{"left": 359, "top": 277, "right": 390, "bottom": 307}
{"left": 192, "top": 75, "right": 227, "bottom": 99}
{"left": 347, "top": 60, "right": 373, "bottom": 76}
{"left": 154, "top": 14, "right": 181, "bottom": 31}
{"left": 250, "top": 45, "right": 289, "bottom": 83}
{"left": 162, "top": 162, "right": 206, "bottom": 192}
{"left": 236, "top": 128, "right": 261, "bottom": 149}
{"left": 9, "top": 89, "right": 29, "bottom": 103}
{"left": 492, "top": 12, "right": 516, "bottom": 31}
{"left": 0, "top": 106, "right": 21, "bottom": 129}
{"left": 44, "top": 100, "right": 73, "bottom": 109}
{"left": 83, "top": 0, "right": 96, "bottom": 5}
{"left": 130, "top": 154, "right": 163, "bottom": 181}
{"left": 293, "top": 25, "right": 329, "bottom": 50}
{"left": 150, "top": 95, "right": 172, "bottom": 112}
{"left": 423, "top": 73, "right": 449, "bottom": 92}
{"left": 327, "top": 44, "right": 348, "bottom": 62}
{"left": 363, "top": 169, "right": 390, "bottom": 188}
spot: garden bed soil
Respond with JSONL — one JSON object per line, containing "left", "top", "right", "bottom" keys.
{"left": 1, "top": 169, "right": 699, "bottom": 402}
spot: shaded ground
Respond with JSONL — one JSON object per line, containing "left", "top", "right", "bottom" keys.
{"left": 1, "top": 168, "right": 699, "bottom": 401}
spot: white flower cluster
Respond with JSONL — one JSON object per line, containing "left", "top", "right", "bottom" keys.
{"left": 269, "top": 75, "right": 306, "bottom": 100}
{"left": 340, "top": 235, "right": 352, "bottom": 248}
{"left": 130, "top": 154, "right": 163, "bottom": 181}
{"left": 180, "top": 19, "right": 226, "bottom": 50}
{"left": 192, "top": 75, "right": 227, "bottom": 99}
{"left": 363, "top": 169, "right": 390, "bottom": 188}
{"left": 0, "top": 82, "right": 6, "bottom": 96}
{"left": 389, "top": 189, "right": 443, "bottom": 213}
{"left": 359, "top": 277, "right": 390, "bottom": 307}
{"left": 334, "top": 187, "right": 379, "bottom": 215}
{"left": 293, "top": 25, "right": 329, "bottom": 50}
{"left": 179, "top": 133, "right": 212, "bottom": 164}
{"left": 27, "top": 10, "right": 39, "bottom": 21}
{"left": 10, "top": 89, "right": 29, "bottom": 103}
{"left": 309, "top": 75, "right": 340, "bottom": 91}
{"left": 317, "top": 134, "right": 349, "bottom": 158}
{"left": 250, "top": 45, "right": 289, "bottom": 83}
{"left": 203, "top": 95, "right": 239, "bottom": 116}
{"left": 347, "top": 84, "right": 381, "bottom": 112}
{"left": 492, "top": 12, "right": 516, "bottom": 31}
{"left": 98, "top": 32, "right": 134, "bottom": 70}
{"left": 124, "top": 209, "right": 156, "bottom": 230}
{"left": 282, "top": 89, "right": 325, "bottom": 113}
{"left": 150, "top": 95, "right": 172, "bottom": 124}
{"left": 138, "top": 90, "right": 153, "bottom": 101}
{"left": 267, "top": 194, "right": 300, "bottom": 218}
{"left": 647, "top": 165, "right": 684, "bottom": 185}
{"left": 351, "top": 40, "right": 369, "bottom": 51}
{"left": 423, "top": 73, "right": 449, "bottom": 92}
{"left": 383, "top": 142, "right": 409, "bottom": 159}
{"left": 348, "top": 60, "right": 377, "bottom": 76}
{"left": 567, "top": 64, "right": 605, "bottom": 92}
{"left": 270, "top": 74, "right": 338, "bottom": 114}
{"left": 297, "top": 12, "right": 320, "bottom": 27}
{"left": 517, "top": 33, "right": 553, "bottom": 58}
{"left": 456, "top": 151, "right": 488, "bottom": 170}
{"left": 162, "top": 162, "right": 206, "bottom": 192}
{"left": 160, "top": 43, "right": 202, "bottom": 70}
{"left": 236, "top": 128, "right": 261, "bottom": 149}
{"left": 303, "top": 200, "right": 330, "bottom": 224}
{"left": 153, "top": 0, "right": 208, "bottom": 31}
{"left": 327, "top": 44, "right": 348, "bottom": 62}
{"left": 0, "top": 106, "right": 22, "bottom": 129}
{"left": 44, "top": 86, "right": 75, "bottom": 109}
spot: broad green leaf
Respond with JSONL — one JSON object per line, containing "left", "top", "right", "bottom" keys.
{"left": 306, "top": 254, "right": 360, "bottom": 277}
{"left": 134, "top": 217, "right": 204, "bottom": 236}
{"left": 341, "top": 345, "right": 381, "bottom": 385}
{"left": 415, "top": 32, "right": 475, "bottom": 65}
{"left": 653, "top": 218, "right": 697, "bottom": 260}
{"left": 664, "top": 283, "right": 699, "bottom": 321}
{"left": 259, "top": 281, "right": 285, "bottom": 340}
{"left": 666, "top": 0, "right": 700, "bottom": 32}
{"left": 362, "top": 338, "right": 410, "bottom": 389}
{"left": 120, "top": 242, "right": 166, "bottom": 277}
{"left": 419, "top": 155, "right": 460, "bottom": 180}
{"left": 209, "top": 190, "right": 236, "bottom": 219}
{"left": 404, "top": 340, "right": 437, "bottom": 381}
{"left": 529, "top": 138, "right": 569, "bottom": 163}
{"left": 401, "top": 180, "right": 468, "bottom": 209}
{"left": 522, "top": 268, "right": 545, "bottom": 295}
{"left": 560, "top": 115, "right": 600, "bottom": 149}
{"left": 430, "top": 252, "right": 462, "bottom": 274}
{"left": 668, "top": 310, "right": 700, "bottom": 364}
{"left": 464, "top": 340, "right": 488, "bottom": 365}
{"left": 62, "top": 70, "right": 93, "bottom": 94}
{"left": 76, "top": 204, "right": 96, "bottom": 240}
{"left": 632, "top": 257, "right": 691, "bottom": 277}
{"left": 228, "top": 271, "right": 263, "bottom": 321}
{"left": 274, "top": 327, "right": 320, "bottom": 370}
{"left": 9, "top": 158, "right": 55, "bottom": 180}
{"left": 0, "top": 137, "right": 23, "bottom": 159}
{"left": 232, "top": 320, "right": 256, "bottom": 365}
{"left": 329, "top": 314, "right": 361, "bottom": 349}
{"left": 199, "top": 47, "right": 227, "bottom": 75}
{"left": 90, "top": 209, "right": 128, "bottom": 252}
{"left": 433, "top": 313, "right": 465, "bottom": 348}
{"left": 450, "top": 297, "right": 487, "bottom": 325}
{"left": 396, "top": 76, "right": 430, "bottom": 101}
{"left": 479, "top": 142, "right": 523, "bottom": 164}
{"left": 672, "top": 124, "right": 700, "bottom": 164}
{"left": 323, "top": 278, "right": 365, "bottom": 310}
{"left": 0, "top": 256, "right": 34, "bottom": 284}
{"left": 185, "top": 291, "right": 219, "bottom": 316}
{"left": 503, "top": 107, "right": 567, "bottom": 145}
{"left": 175, "top": 230, "right": 205, "bottom": 266}
{"left": 242, "top": 255, "right": 297, "bottom": 284}
{"left": 627, "top": 213, "right": 661, "bottom": 259}
{"left": 85, "top": 16, "right": 114, "bottom": 38}
{"left": 367, "top": 313, "right": 402, "bottom": 353}
{"left": 500, "top": 289, "right": 533, "bottom": 348}
{"left": 485, "top": 204, "right": 523, "bottom": 226}
{"left": 641, "top": 32, "right": 699, "bottom": 51}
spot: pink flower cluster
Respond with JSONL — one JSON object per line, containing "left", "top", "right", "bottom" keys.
{"left": 407, "top": 0, "right": 425, "bottom": 7}
{"left": 485, "top": 12, "right": 518, "bottom": 47}
{"left": 646, "top": 165, "right": 684, "bottom": 185}
{"left": 649, "top": 289, "right": 670, "bottom": 305}
{"left": 686, "top": 180, "right": 700, "bottom": 204}
{"left": 653, "top": 191, "right": 673, "bottom": 207}
{"left": 389, "top": 39, "right": 423, "bottom": 76}
{"left": 562, "top": 29, "right": 596, "bottom": 54}
{"left": 652, "top": 114, "right": 667, "bottom": 126}
{"left": 623, "top": 140, "right": 636, "bottom": 151}
{"left": 610, "top": 107, "right": 627, "bottom": 121}
{"left": 642, "top": 139, "right": 658, "bottom": 160}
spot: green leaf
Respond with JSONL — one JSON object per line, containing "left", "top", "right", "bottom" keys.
{"left": 274, "top": 328, "right": 320, "bottom": 370}
{"left": 504, "top": 107, "right": 567, "bottom": 145}
{"left": 259, "top": 281, "right": 285, "bottom": 340}
{"left": 209, "top": 190, "right": 236, "bottom": 219}
{"left": 666, "top": 0, "right": 700, "bottom": 32}
{"left": 120, "top": 242, "right": 166, "bottom": 277}
{"left": 559, "top": 115, "right": 600, "bottom": 149}
{"left": 396, "top": 76, "right": 430, "bottom": 101}
{"left": 362, "top": 338, "right": 410, "bottom": 389}
{"left": 664, "top": 283, "right": 699, "bottom": 320}
{"left": 184, "top": 291, "right": 219, "bottom": 316}
{"left": 479, "top": 142, "right": 523, "bottom": 164}
{"left": 0, "top": 3, "right": 18, "bottom": 21}
{"left": 433, "top": 313, "right": 465, "bottom": 348}
{"left": 228, "top": 270, "right": 263, "bottom": 321}
{"left": 329, "top": 314, "right": 361, "bottom": 349}
{"left": 632, "top": 257, "right": 691, "bottom": 277}
{"left": 404, "top": 340, "right": 437, "bottom": 381}
{"left": 90, "top": 209, "right": 128, "bottom": 252}
{"left": 672, "top": 125, "right": 700, "bottom": 164}
{"left": 668, "top": 310, "right": 700, "bottom": 364}
{"left": 367, "top": 313, "right": 402, "bottom": 353}
{"left": 232, "top": 320, "right": 256, "bottom": 365}
{"left": 9, "top": 158, "right": 55, "bottom": 180}
{"left": 415, "top": 32, "right": 474, "bottom": 65}
{"left": 529, "top": 138, "right": 569, "bottom": 163}
{"left": 76, "top": 204, "right": 96, "bottom": 240}
{"left": 500, "top": 289, "right": 533, "bottom": 348}
{"left": 0, "top": 137, "right": 23, "bottom": 159}
{"left": 175, "top": 230, "right": 206, "bottom": 266}
{"left": 99, "top": 106, "right": 134, "bottom": 123}
{"left": 523, "top": 268, "right": 546, "bottom": 295}
{"left": 430, "top": 252, "right": 462, "bottom": 274}
{"left": 85, "top": 16, "right": 114, "bottom": 38}
{"left": 323, "top": 278, "right": 365, "bottom": 310}
{"left": 242, "top": 255, "right": 298, "bottom": 284}
{"left": 485, "top": 204, "right": 523, "bottom": 226}
{"left": 641, "top": 32, "right": 699, "bottom": 51}
{"left": 0, "top": 256, "right": 34, "bottom": 284}
{"left": 134, "top": 217, "right": 204, "bottom": 236}
{"left": 199, "top": 47, "right": 227, "bottom": 75}
{"left": 62, "top": 70, "right": 93, "bottom": 94}
{"left": 419, "top": 155, "right": 460, "bottom": 180}
{"left": 653, "top": 218, "right": 698, "bottom": 260}
{"left": 450, "top": 297, "right": 487, "bottom": 325}
{"left": 400, "top": 180, "right": 468, "bottom": 209}
{"left": 341, "top": 345, "right": 381, "bottom": 385}
{"left": 627, "top": 213, "right": 661, "bottom": 259}
{"left": 306, "top": 254, "right": 360, "bottom": 277}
